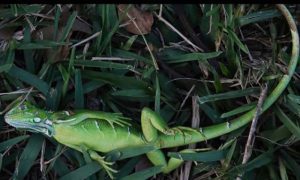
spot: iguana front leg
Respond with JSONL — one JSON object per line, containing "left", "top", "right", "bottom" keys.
{"left": 141, "top": 107, "right": 196, "bottom": 173}
{"left": 88, "top": 150, "right": 117, "bottom": 179}
{"left": 62, "top": 144, "right": 117, "bottom": 179}
{"left": 52, "top": 110, "right": 131, "bottom": 127}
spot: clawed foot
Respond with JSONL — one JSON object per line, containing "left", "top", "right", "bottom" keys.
{"left": 89, "top": 151, "right": 118, "bottom": 179}
{"left": 97, "top": 156, "right": 118, "bottom": 179}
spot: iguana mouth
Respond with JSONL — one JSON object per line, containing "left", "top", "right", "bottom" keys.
{"left": 5, "top": 120, "right": 54, "bottom": 137}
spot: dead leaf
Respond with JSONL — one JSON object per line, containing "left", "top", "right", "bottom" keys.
{"left": 32, "top": 7, "right": 72, "bottom": 63}
{"left": 118, "top": 4, "right": 153, "bottom": 35}
{"left": 32, "top": 6, "right": 91, "bottom": 63}
{"left": 32, "top": 25, "right": 71, "bottom": 63}
{"left": 0, "top": 27, "right": 16, "bottom": 40}
{"left": 72, "top": 18, "right": 92, "bottom": 34}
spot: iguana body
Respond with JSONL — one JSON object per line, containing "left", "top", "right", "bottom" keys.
{"left": 53, "top": 110, "right": 206, "bottom": 152}
{"left": 54, "top": 119, "right": 145, "bottom": 153}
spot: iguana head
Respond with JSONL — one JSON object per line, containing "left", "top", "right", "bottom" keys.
{"left": 4, "top": 100, "right": 55, "bottom": 136}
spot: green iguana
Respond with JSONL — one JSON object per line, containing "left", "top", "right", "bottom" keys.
{"left": 3, "top": 4, "right": 299, "bottom": 179}
{"left": 4, "top": 99, "right": 253, "bottom": 178}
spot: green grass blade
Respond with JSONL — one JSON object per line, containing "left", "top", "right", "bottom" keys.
{"left": 23, "top": 24, "right": 34, "bottom": 73}
{"left": 155, "top": 74, "right": 161, "bottom": 113}
{"left": 116, "top": 157, "right": 141, "bottom": 178}
{"left": 75, "top": 69, "right": 84, "bottom": 108}
{"left": 1, "top": 152, "right": 18, "bottom": 170}
{"left": 168, "top": 150, "right": 227, "bottom": 162}
{"left": 82, "top": 70, "right": 149, "bottom": 89}
{"left": 7, "top": 65, "right": 50, "bottom": 95}
{"left": 17, "top": 41, "right": 69, "bottom": 50}
{"left": 73, "top": 60, "right": 134, "bottom": 70}
{"left": 58, "top": 162, "right": 101, "bottom": 180}
{"left": 0, "top": 135, "right": 29, "bottom": 152}
{"left": 238, "top": 9, "right": 281, "bottom": 26}
{"left": 0, "top": 4, "right": 42, "bottom": 18}
{"left": 275, "top": 106, "right": 300, "bottom": 139}
{"left": 122, "top": 35, "right": 138, "bottom": 50}
{"left": 223, "top": 139, "right": 237, "bottom": 169}
{"left": 287, "top": 93, "right": 300, "bottom": 104}
{"left": 279, "top": 157, "right": 288, "bottom": 180}
{"left": 98, "top": 5, "right": 119, "bottom": 55}
{"left": 45, "top": 81, "right": 63, "bottom": 111}
{"left": 58, "top": 64, "right": 69, "bottom": 97}
{"left": 244, "top": 151, "right": 273, "bottom": 172}
{"left": 53, "top": 5, "right": 61, "bottom": 40}
{"left": 164, "top": 51, "right": 223, "bottom": 63}
{"left": 60, "top": 11, "right": 77, "bottom": 42}
{"left": 10, "top": 4, "right": 17, "bottom": 16}
{"left": 52, "top": 156, "right": 71, "bottom": 177}
{"left": 0, "top": 153, "right": 3, "bottom": 170}
{"left": 198, "top": 87, "right": 260, "bottom": 104}
{"left": 112, "top": 48, "right": 151, "bottom": 64}
{"left": 0, "top": 40, "right": 15, "bottom": 73}
{"left": 68, "top": 47, "right": 76, "bottom": 72}
{"left": 120, "top": 166, "right": 163, "bottom": 180}
{"left": 231, "top": 150, "right": 273, "bottom": 174}
{"left": 211, "top": 67, "right": 223, "bottom": 93}
{"left": 205, "top": 4, "right": 221, "bottom": 16}
{"left": 227, "top": 28, "right": 249, "bottom": 54}
{"left": 107, "top": 145, "right": 156, "bottom": 161}
{"left": 111, "top": 89, "right": 152, "bottom": 99}
{"left": 261, "top": 125, "right": 291, "bottom": 142}
{"left": 283, "top": 98, "right": 300, "bottom": 117}
{"left": 81, "top": 81, "right": 105, "bottom": 93}
{"left": 15, "top": 134, "right": 44, "bottom": 179}
{"left": 280, "top": 150, "right": 300, "bottom": 180}
{"left": 198, "top": 103, "right": 222, "bottom": 123}
{"left": 63, "top": 80, "right": 105, "bottom": 104}
{"left": 45, "top": 144, "right": 68, "bottom": 175}
{"left": 221, "top": 102, "right": 256, "bottom": 118}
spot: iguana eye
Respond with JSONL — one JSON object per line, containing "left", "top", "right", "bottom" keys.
{"left": 33, "top": 117, "right": 41, "bottom": 123}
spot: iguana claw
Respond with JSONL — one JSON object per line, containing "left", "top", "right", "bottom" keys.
{"left": 89, "top": 150, "right": 118, "bottom": 179}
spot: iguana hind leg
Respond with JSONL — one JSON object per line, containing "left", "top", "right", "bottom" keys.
{"left": 141, "top": 107, "right": 197, "bottom": 142}
{"left": 141, "top": 107, "right": 178, "bottom": 142}
{"left": 146, "top": 149, "right": 195, "bottom": 174}
{"left": 141, "top": 107, "right": 196, "bottom": 173}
